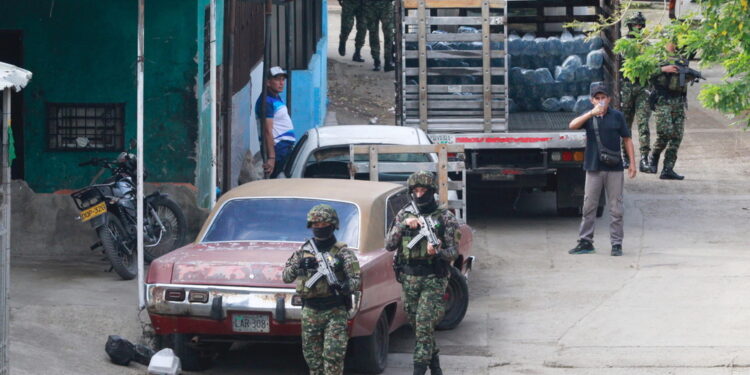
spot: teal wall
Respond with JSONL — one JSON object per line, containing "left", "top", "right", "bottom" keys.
{"left": 195, "top": 0, "right": 225, "bottom": 208}
{"left": 0, "top": 0, "right": 198, "bottom": 193}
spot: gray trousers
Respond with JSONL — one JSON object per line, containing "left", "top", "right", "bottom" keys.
{"left": 579, "top": 170, "right": 624, "bottom": 246}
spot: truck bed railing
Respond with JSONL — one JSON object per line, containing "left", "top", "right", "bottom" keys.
{"left": 396, "top": 0, "right": 509, "bottom": 133}
{"left": 349, "top": 144, "right": 467, "bottom": 221}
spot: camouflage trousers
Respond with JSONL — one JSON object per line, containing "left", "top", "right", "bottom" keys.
{"left": 620, "top": 80, "right": 652, "bottom": 156}
{"left": 365, "top": 0, "right": 394, "bottom": 61}
{"left": 652, "top": 96, "right": 686, "bottom": 169}
{"left": 340, "top": 0, "right": 366, "bottom": 49}
{"left": 401, "top": 274, "right": 449, "bottom": 365}
{"left": 301, "top": 306, "right": 349, "bottom": 375}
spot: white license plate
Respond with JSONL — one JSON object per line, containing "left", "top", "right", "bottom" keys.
{"left": 232, "top": 314, "right": 270, "bottom": 333}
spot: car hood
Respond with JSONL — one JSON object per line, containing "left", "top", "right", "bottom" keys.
{"left": 153, "top": 241, "right": 302, "bottom": 287}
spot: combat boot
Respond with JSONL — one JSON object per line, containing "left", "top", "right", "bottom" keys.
{"left": 648, "top": 152, "right": 660, "bottom": 174}
{"left": 429, "top": 353, "right": 443, "bottom": 375}
{"left": 639, "top": 154, "right": 651, "bottom": 173}
{"left": 383, "top": 57, "right": 395, "bottom": 72}
{"left": 660, "top": 167, "right": 684, "bottom": 180}
{"left": 372, "top": 58, "right": 381, "bottom": 71}
{"left": 338, "top": 39, "right": 346, "bottom": 57}
{"left": 413, "top": 363, "right": 428, "bottom": 375}
{"left": 352, "top": 48, "right": 364, "bottom": 62}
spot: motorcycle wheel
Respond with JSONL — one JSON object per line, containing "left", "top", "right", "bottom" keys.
{"left": 99, "top": 213, "right": 137, "bottom": 280}
{"left": 143, "top": 196, "right": 187, "bottom": 262}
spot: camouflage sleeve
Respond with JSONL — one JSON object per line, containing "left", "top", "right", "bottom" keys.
{"left": 438, "top": 211, "right": 461, "bottom": 262}
{"left": 282, "top": 249, "right": 303, "bottom": 284}
{"left": 340, "top": 248, "right": 362, "bottom": 292}
{"left": 385, "top": 208, "right": 409, "bottom": 252}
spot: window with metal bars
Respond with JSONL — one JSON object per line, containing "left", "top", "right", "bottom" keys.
{"left": 46, "top": 103, "right": 125, "bottom": 151}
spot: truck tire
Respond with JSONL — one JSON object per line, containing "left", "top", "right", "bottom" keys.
{"left": 98, "top": 214, "right": 137, "bottom": 280}
{"left": 346, "top": 311, "right": 389, "bottom": 374}
{"left": 436, "top": 266, "right": 469, "bottom": 331}
{"left": 156, "top": 333, "right": 214, "bottom": 371}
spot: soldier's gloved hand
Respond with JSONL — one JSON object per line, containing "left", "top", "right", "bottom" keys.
{"left": 299, "top": 257, "right": 318, "bottom": 270}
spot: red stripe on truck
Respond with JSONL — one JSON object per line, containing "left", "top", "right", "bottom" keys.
{"left": 455, "top": 137, "right": 554, "bottom": 143}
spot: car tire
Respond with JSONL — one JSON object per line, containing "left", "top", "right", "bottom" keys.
{"left": 156, "top": 333, "right": 214, "bottom": 371}
{"left": 346, "top": 311, "right": 389, "bottom": 374}
{"left": 436, "top": 266, "right": 469, "bottom": 331}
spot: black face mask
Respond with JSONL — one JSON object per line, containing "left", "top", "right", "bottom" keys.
{"left": 312, "top": 225, "right": 335, "bottom": 240}
{"left": 413, "top": 190, "right": 437, "bottom": 214}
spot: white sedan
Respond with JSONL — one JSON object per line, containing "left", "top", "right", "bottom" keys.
{"left": 280, "top": 125, "right": 438, "bottom": 181}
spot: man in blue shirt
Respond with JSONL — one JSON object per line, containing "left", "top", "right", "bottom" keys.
{"left": 256, "top": 66, "right": 296, "bottom": 178}
{"left": 568, "top": 82, "right": 637, "bottom": 257}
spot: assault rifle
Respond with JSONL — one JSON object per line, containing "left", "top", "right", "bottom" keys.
{"left": 405, "top": 198, "right": 441, "bottom": 251}
{"left": 677, "top": 64, "right": 705, "bottom": 87}
{"left": 303, "top": 239, "right": 345, "bottom": 293}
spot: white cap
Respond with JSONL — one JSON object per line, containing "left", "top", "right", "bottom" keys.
{"left": 269, "top": 66, "right": 287, "bottom": 77}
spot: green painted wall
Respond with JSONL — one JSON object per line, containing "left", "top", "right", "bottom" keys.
{"left": 0, "top": 0, "right": 198, "bottom": 193}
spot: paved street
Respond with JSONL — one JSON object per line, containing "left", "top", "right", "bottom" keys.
{"left": 8, "top": 4, "right": 750, "bottom": 375}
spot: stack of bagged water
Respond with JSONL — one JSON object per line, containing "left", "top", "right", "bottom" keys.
{"left": 508, "top": 30, "right": 604, "bottom": 113}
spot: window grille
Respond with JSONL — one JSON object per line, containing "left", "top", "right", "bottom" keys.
{"left": 47, "top": 103, "right": 125, "bottom": 151}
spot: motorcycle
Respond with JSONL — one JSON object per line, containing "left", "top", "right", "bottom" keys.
{"left": 70, "top": 145, "right": 187, "bottom": 280}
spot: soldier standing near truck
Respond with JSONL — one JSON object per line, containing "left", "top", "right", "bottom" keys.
{"left": 386, "top": 171, "right": 460, "bottom": 375}
{"left": 648, "top": 39, "right": 696, "bottom": 180}
{"left": 620, "top": 12, "right": 654, "bottom": 173}
{"left": 338, "top": 0, "right": 367, "bottom": 63}
{"left": 365, "top": 0, "right": 395, "bottom": 72}
{"left": 282, "top": 205, "right": 361, "bottom": 375}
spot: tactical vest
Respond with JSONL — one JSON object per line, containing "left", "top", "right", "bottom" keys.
{"left": 400, "top": 209, "right": 445, "bottom": 262}
{"left": 295, "top": 242, "right": 347, "bottom": 299}
{"left": 653, "top": 57, "right": 692, "bottom": 95}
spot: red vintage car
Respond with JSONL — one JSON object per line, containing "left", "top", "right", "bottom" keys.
{"left": 145, "top": 178, "right": 474, "bottom": 372}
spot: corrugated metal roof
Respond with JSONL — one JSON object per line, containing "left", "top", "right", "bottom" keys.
{"left": 0, "top": 62, "right": 32, "bottom": 92}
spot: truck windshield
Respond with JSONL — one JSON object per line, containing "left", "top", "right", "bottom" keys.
{"left": 202, "top": 198, "right": 360, "bottom": 248}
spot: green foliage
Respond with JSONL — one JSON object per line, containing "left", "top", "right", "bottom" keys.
{"left": 579, "top": 0, "right": 750, "bottom": 127}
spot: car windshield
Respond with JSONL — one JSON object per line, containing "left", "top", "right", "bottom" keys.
{"left": 202, "top": 198, "right": 360, "bottom": 248}
{"left": 307, "top": 146, "right": 431, "bottom": 164}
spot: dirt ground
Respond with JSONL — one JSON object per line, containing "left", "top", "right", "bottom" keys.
{"left": 327, "top": 59, "right": 397, "bottom": 126}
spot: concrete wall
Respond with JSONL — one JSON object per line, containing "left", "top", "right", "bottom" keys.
{"left": 0, "top": 0, "right": 199, "bottom": 193}
{"left": 289, "top": 0, "right": 329, "bottom": 136}
{"left": 195, "top": 0, "right": 225, "bottom": 208}
{"left": 229, "top": 62, "right": 264, "bottom": 189}
{"left": 11, "top": 181, "right": 207, "bottom": 258}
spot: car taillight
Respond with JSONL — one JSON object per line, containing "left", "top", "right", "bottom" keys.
{"left": 551, "top": 152, "right": 561, "bottom": 161}
{"left": 165, "top": 289, "right": 185, "bottom": 301}
{"left": 573, "top": 151, "right": 584, "bottom": 161}
{"left": 188, "top": 290, "right": 209, "bottom": 303}
{"left": 562, "top": 151, "right": 573, "bottom": 161}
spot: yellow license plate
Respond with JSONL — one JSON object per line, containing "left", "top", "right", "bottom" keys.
{"left": 80, "top": 202, "right": 107, "bottom": 222}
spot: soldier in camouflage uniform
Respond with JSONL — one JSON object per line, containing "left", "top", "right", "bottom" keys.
{"left": 620, "top": 12, "right": 654, "bottom": 173}
{"left": 338, "top": 0, "right": 366, "bottom": 62}
{"left": 385, "top": 171, "right": 461, "bottom": 375}
{"left": 648, "top": 40, "right": 691, "bottom": 180}
{"left": 282, "top": 204, "right": 361, "bottom": 375}
{"left": 365, "top": 0, "right": 395, "bottom": 72}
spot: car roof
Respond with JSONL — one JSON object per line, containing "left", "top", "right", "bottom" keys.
{"left": 198, "top": 178, "right": 406, "bottom": 251}
{"left": 312, "top": 125, "right": 429, "bottom": 148}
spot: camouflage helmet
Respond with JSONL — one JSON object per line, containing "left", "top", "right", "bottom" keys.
{"left": 306, "top": 204, "right": 339, "bottom": 229}
{"left": 625, "top": 12, "right": 646, "bottom": 28}
{"left": 407, "top": 170, "right": 437, "bottom": 192}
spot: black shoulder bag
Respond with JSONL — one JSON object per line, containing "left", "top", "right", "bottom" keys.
{"left": 592, "top": 116, "right": 622, "bottom": 168}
